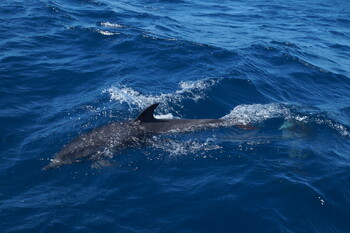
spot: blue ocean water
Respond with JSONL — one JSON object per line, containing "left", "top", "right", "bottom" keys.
{"left": 1, "top": 0, "right": 350, "bottom": 232}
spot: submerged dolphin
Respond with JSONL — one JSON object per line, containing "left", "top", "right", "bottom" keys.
{"left": 43, "top": 103, "right": 249, "bottom": 170}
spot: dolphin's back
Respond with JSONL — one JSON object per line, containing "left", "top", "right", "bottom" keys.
{"left": 141, "top": 119, "right": 224, "bottom": 133}
{"left": 134, "top": 103, "right": 225, "bottom": 132}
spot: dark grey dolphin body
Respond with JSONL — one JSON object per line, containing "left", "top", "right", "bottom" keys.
{"left": 43, "top": 103, "right": 239, "bottom": 170}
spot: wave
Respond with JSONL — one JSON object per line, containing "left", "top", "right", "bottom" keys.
{"left": 222, "top": 103, "right": 291, "bottom": 125}
{"left": 103, "top": 77, "right": 350, "bottom": 138}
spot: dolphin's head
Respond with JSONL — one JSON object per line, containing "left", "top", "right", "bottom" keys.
{"left": 42, "top": 157, "right": 81, "bottom": 171}
{"left": 42, "top": 159, "right": 64, "bottom": 171}
{"left": 42, "top": 152, "right": 80, "bottom": 171}
{"left": 42, "top": 139, "right": 91, "bottom": 171}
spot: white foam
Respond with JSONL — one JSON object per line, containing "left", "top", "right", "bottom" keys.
{"left": 289, "top": 113, "right": 350, "bottom": 137}
{"left": 101, "top": 22, "right": 123, "bottom": 28}
{"left": 95, "top": 29, "right": 120, "bottom": 36}
{"left": 154, "top": 113, "right": 176, "bottom": 119}
{"left": 222, "top": 103, "right": 291, "bottom": 125}
{"left": 313, "top": 118, "right": 350, "bottom": 137}
{"left": 174, "top": 79, "right": 218, "bottom": 101}
{"left": 331, "top": 122, "right": 350, "bottom": 137}
{"left": 177, "top": 79, "right": 217, "bottom": 99}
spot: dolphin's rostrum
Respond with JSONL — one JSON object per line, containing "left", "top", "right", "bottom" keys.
{"left": 43, "top": 103, "right": 248, "bottom": 170}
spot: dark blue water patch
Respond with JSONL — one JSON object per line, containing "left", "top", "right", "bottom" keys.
{"left": 239, "top": 43, "right": 350, "bottom": 109}
{"left": 110, "top": 35, "right": 237, "bottom": 66}
{"left": 329, "top": 43, "right": 350, "bottom": 59}
{"left": 340, "top": 107, "right": 350, "bottom": 121}
{"left": 206, "top": 78, "right": 268, "bottom": 107}
{"left": 329, "top": 30, "right": 350, "bottom": 38}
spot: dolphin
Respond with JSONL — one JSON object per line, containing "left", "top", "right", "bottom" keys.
{"left": 43, "top": 103, "right": 250, "bottom": 170}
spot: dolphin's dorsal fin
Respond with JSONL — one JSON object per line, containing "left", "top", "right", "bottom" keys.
{"left": 134, "top": 103, "right": 159, "bottom": 123}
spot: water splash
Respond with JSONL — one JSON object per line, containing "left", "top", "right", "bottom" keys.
{"left": 148, "top": 136, "right": 222, "bottom": 157}
{"left": 100, "top": 22, "right": 124, "bottom": 28}
{"left": 103, "top": 78, "right": 219, "bottom": 111}
{"left": 222, "top": 103, "right": 291, "bottom": 125}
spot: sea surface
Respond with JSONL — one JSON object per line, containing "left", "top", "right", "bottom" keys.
{"left": 1, "top": 0, "right": 350, "bottom": 232}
